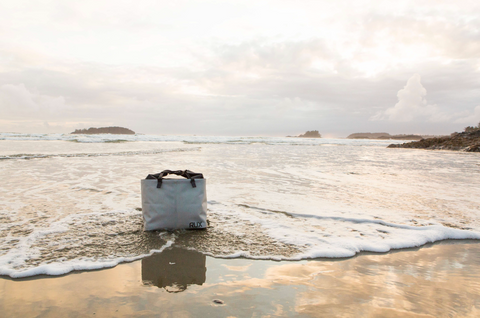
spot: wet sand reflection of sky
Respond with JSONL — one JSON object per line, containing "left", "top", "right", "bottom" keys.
{"left": 1, "top": 241, "right": 479, "bottom": 316}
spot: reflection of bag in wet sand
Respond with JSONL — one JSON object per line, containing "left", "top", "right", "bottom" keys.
{"left": 141, "top": 170, "right": 207, "bottom": 231}
{"left": 141, "top": 247, "right": 206, "bottom": 292}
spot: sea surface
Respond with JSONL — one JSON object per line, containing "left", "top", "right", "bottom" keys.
{"left": 1, "top": 133, "right": 479, "bottom": 278}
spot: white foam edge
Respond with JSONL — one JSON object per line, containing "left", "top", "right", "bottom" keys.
{"left": 207, "top": 208, "right": 480, "bottom": 261}
{"left": 0, "top": 209, "right": 142, "bottom": 278}
{"left": 3, "top": 207, "right": 480, "bottom": 277}
{"left": 1, "top": 240, "right": 175, "bottom": 279}
{"left": 203, "top": 226, "right": 480, "bottom": 261}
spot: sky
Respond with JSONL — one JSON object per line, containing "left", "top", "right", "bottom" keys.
{"left": 0, "top": 0, "right": 479, "bottom": 137}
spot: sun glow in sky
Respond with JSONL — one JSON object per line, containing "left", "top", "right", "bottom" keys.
{"left": 1, "top": 0, "right": 479, "bottom": 136}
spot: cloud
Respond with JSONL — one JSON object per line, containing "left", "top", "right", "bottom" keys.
{"left": 0, "top": 83, "right": 67, "bottom": 118}
{"left": 1, "top": 0, "right": 480, "bottom": 137}
{"left": 371, "top": 72, "right": 480, "bottom": 129}
{"left": 371, "top": 74, "right": 449, "bottom": 122}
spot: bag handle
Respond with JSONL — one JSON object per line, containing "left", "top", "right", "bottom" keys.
{"left": 146, "top": 170, "right": 204, "bottom": 188}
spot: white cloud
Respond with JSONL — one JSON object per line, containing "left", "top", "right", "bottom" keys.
{"left": 0, "top": 83, "right": 67, "bottom": 117}
{"left": 371, "top": 74, "right": 449, "bottom": 122}
{"left": 371, "top": 73, "right": 480, "bottom": 129}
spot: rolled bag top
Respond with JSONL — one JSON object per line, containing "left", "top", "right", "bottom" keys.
{"left": 145, "top": 169, "right": 204, "bottom": 189}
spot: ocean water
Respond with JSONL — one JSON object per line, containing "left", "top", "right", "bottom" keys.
{"left": 1, "top": 133, "right": 479, "bottom": 278}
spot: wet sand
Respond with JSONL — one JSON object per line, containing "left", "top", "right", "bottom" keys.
{"left": 1, "top": 240, "right": 479, "bottom": 317}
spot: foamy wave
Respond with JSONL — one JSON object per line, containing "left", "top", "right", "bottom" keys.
{"left": 0, "top": 209, "right": 176, "bottom": 278}
{"left": 1, "top": 241, "right": 175, "bottom": 278}
{"left": 0, "top": 132, "right": 407, "bottom": 146}
{"left": 1, "top": 204, "right": 479, "bottom": 278}
{"left": 197, "top": 203, "right": 480, "bottom": 260}
{"left": 0, "top": 147, "right": 200, "bottom": 160}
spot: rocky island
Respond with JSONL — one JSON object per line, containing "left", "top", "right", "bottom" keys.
{"left": 296, "top": 130, "right": 322, "bottom": 138}
{"left": 71, "top": 126, "right": 135, "bottom": 135}
{"left": 387, "top": 124, "right": 480, "bottom": 152}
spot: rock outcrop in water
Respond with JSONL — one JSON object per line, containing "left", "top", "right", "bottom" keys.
{"left": 347, "top": 132, "right": 390, "bottom": 139}
{"left": 388, "top": 124, "right": 480, "bottom": 152}
{"left": 297, "top": 130, "right": 322, "bottom": 138}
{"left": 71, "top": 127, "right": 135, "bottom": 135}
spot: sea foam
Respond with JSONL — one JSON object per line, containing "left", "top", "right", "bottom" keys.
{"left": 0, "top": 134, "right": 479, "bottom": 278}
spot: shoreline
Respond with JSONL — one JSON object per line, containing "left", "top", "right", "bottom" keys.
{"left": 2, "top": 240, "right": 479, "bottom": 317}
{"left": 3, "top": 238, "right": 479, "bottom": 281}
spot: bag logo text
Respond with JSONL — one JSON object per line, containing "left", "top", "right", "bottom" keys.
{"left": 189, "top": 222, "right": 204, "bottom": 228}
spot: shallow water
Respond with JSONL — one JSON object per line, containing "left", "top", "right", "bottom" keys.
{"left": 0, "top": 133, "right": 479, "bottom": 277}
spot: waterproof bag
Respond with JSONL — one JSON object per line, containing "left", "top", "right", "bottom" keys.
{"left": 141, "top": 170, "right": 207, "bottom": 231}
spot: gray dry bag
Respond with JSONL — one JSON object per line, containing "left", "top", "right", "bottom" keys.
{"left": 141, "top": 170, "right": 207, "bottom": 231}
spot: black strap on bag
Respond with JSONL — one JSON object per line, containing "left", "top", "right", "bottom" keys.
{"left": 146, "top": 170, "right": 204, "bottom": 189}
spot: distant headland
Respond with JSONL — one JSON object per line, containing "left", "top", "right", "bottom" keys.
{"left": 347, "top": 133, "right": 426, "bottom": 140}
{"left": 71, "top": 127, "right": 135, "bottom": 135}
{"left": 387, "top": 124, "right": 480, "bottom": 152}
{"left": 287, "top": 130, "right": 322, "bottom": 138}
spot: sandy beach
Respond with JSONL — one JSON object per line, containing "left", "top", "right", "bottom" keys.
{"left": 2, "top": 240, "right": 479, "bottom": 317}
